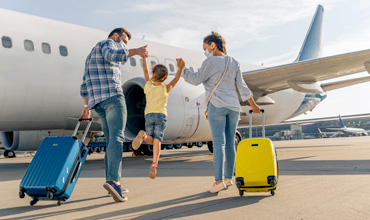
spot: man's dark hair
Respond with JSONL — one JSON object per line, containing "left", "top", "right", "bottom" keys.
{"left": 108, "top": 27, "right": 131, "bottom": 40}
{"left": 203, "top": 31, "right": 226, "bottom": 54}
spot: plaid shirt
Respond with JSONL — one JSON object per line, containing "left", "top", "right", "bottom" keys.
{"left": 80, "top": 39, "right": 129, "bottom": 109}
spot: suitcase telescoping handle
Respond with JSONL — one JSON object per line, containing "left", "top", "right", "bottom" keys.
{"left": 249, "top": 109, "right": 265, "bottom": 138}
{"left": 72, "top": 118, "right": 93, "bottom": 142}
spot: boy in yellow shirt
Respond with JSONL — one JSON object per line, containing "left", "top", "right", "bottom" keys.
{"left": 132, "top": 51, "right": 184, "bottom": 179}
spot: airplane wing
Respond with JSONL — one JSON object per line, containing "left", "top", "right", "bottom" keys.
{"left": 243, "top": 49, "right": 370, "bottom": 95}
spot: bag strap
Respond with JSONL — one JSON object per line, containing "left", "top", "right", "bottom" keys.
{"left": 205, "top": 56, "right": 230, "bottom": 110}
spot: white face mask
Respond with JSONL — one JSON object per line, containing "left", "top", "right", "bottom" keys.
{"left": 115, "top": 36, "right": 127, "bottom": 50}
{"left": 204, "top": 48, "right": 213, "bottom": 58}
{"left": 116, "top": 40, "right": 127, "bottom": 50}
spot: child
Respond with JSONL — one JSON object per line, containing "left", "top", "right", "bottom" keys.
{"left": 132, "top": 51, "right": 184, "bottom": 179}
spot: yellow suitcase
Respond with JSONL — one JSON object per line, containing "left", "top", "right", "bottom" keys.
{"left": 235, "top": 110, "right": 278, "bottom": 196}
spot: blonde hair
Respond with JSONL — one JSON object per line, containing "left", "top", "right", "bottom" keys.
{"left": 152, "top": 64, "right": 168, "bottom": 82}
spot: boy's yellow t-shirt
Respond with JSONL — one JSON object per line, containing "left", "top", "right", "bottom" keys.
{"left": 144, "top": 81, "right": 168, "bottom": 116}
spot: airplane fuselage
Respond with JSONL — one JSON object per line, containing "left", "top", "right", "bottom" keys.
{"left": 0, "top": 9, "right": 323, "bottom": 148}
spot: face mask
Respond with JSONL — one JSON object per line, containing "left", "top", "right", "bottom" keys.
{"left": 204, "top": 48, "right": 213, "bottom": 58}
{"left": 116, "top": 40, "right": 127, "bottom": 50}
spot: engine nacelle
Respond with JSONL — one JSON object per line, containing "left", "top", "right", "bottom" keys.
{"left": 0, "top": 130, "right": 67, "bottom": 151}
{"left": 122, "top": 76, "right": 212, "bottom": 144}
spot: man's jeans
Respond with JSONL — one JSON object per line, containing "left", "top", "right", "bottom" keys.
{"left": 94, "top": 95, "right": 127, "bottom": 181}
{"left": 208, "top": 102, "right": 239, "bottom": 182}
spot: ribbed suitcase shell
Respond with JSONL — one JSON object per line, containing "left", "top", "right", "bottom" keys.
{"left": 20, "top": 136, "right": 87, "bottom": 200}
{"left": 235, "top": 138, "right": 278, "bottom": 193}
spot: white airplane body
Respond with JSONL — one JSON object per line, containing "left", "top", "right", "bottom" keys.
{"left": 327, "top": 115, "right": 368, "bottom": 136}
{"left": 1, "top": 5, "right": 370, "bottom": 153}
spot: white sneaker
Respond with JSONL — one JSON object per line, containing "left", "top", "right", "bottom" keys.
{"left": 224, "top": 179, "right": 233, "bottom": 187}
{"left": 210, "top": 182, "right": 226, "bottom": 194}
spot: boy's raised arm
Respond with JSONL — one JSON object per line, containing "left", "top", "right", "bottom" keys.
{"left": 142, "top": 51, "right": 150, "bottom": 83}
{"left": 167, "top": 58, "right": 185, "bottom": 92}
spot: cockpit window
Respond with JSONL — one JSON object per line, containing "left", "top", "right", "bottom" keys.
{"left": 59, "top": 45, "right": 68, "bottom": 56}
{"left": 42, "top": 42, "right": 51, "bottom": 54}
{"left": 2, "top": 36, "right": 12, "bottom": 48}
{"left": 24, "top": 40, "right": 34, "bottom": 51}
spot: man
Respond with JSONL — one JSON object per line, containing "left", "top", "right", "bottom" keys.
{"left": 80, "top": 27, "right": 147, "bottom": 202}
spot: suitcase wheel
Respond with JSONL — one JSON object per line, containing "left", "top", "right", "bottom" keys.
{"left": 30, "top": 198, "right": 38, "bottom": 206}
{"left": 19, "top": 189, "right": 25, "bottom": 199}
{"left": 270, "top": 190, "right": 275, "bottom": 196}
{"left": 239, "top": 190, "right": 244, "bottom": 197}
{"left": 47, "top": 191, "right": 53, "bottom": 200}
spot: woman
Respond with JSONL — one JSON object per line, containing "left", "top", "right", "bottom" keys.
{"left": 178, "top": 32, "right": 260, "bottom": 193}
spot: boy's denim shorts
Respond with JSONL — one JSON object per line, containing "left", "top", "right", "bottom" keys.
{"left": 145, "top": 113, "right": 167, "bottom": 142}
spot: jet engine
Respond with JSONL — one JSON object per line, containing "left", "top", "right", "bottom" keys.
{"left": 0, "top": 130, "right": 66, "bottom": 151}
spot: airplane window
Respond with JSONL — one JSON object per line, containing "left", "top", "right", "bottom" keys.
{"left": 169, "top": 64, "right": 175, "bottom": 72}
{"left": 140, "top": 59, "right": 143, "bottom": 67}
{"left": 189, "top": 67, "right": 194, "bottom": 72}
{"left": 2, "top": 36, "right": 12, "bottom": 48}
{"left": 59, "top": 45, "right": 68, "bottom": 56}
{"left": 130, "top": 57, "right": 136, "bottom": 66}
{"left": 42, "top": 43, "right": 51, "bottom": 54}
{"left": 151, "top": 61, "right": 156, "bottom": 67}
{"left": 24, "top": 40, "right": 34, "bottom": 51}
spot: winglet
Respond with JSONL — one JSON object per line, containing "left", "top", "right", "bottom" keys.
{"left": 295, "top": 5, "right": 324, "bottom": 62}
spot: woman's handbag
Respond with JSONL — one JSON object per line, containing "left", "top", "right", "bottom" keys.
{"left": 204, "top": 56, "right": 230, "bottom": 121}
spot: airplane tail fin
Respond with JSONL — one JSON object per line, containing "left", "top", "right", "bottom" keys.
{"left": 339, "top": 115, "right": 346, "bottom": 128}
{"left": 295, "top": 5, "right": 324, "bottom": 62}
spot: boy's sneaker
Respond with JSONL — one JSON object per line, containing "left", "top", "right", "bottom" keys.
{"left": 103, "top": 181, "right": 128, "bottom": 202}
{"left": 210, "top": 182, "right": 226, "bottom": 194}
{"left": 132, "top": 130, "right": 146, "bottom": 150}
{"left": 108, "top": 185, "right": 129, "bottom": 196}
{"left": 224, "top": 179, "right": 233, "bottom": 187}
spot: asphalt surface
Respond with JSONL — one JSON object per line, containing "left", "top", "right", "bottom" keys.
{"left": 1, "top": 136, "right": 370, "bottom": 219}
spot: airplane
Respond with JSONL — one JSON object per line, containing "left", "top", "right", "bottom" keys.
{"left": 1, "top": 4, "right": 370, "bottom": 158}
{"left": 326, "top": 115, "right": 368, "bottom": 136}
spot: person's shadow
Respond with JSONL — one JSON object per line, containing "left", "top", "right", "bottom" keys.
{"left": 77, "top": 191, "right": 266, "bottom": 220}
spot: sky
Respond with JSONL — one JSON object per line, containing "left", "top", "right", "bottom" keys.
{"left": 0, "top": 0, "right": 369, "bottom": 120}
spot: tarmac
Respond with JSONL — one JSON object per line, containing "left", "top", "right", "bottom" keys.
{"left": 1, "top": 136, "right": 370, "bottom": 220}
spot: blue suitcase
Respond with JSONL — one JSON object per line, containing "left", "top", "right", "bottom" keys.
{"left": 19, "top": 118, "right": 92, "bottom": 206}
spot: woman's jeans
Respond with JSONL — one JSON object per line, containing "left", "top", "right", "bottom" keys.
{"left": 208, "top": 102, "right": 239, "bottom": 182}
{"left": 94, "top": 95, "right": 127, "bottom": 182}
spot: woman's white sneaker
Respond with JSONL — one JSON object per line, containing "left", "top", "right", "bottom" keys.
{"left": 224, "top": 179, "right": 233, "bottom": 187}
{"left": 210, "top": 182, "right": 226, "bottom": 193}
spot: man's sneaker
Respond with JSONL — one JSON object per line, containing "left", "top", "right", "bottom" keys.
{"left": 132, "top": 130, "right": 146, "bottom": 150}
{"left": 210, "top": 182, "right": 226, "bottom": 194}
{"left": 103, "top": 181, "right": 128, "bottom": 202}
{"left": 224, "top": 179, "right": 233, "bottom": 187}
{"left": 108, "top": 185, "right": 129, "bottom": 196}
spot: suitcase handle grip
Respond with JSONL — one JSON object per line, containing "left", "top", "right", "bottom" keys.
{"left": 73, "top": 118, "right": 93, "bottom": 142}
{"left": 249, "top": 109, "right": 265, "bottom": 138}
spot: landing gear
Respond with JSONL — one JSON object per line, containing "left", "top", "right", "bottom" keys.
{"left": 4, "top": 150, "right": 16, "bottom": 158}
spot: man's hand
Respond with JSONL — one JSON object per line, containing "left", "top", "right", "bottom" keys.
{"left": 129, "top": 45, "right": 147, "bottom": 57}
{"left": 80, "top": 107, "right": 91, "bottom": 121}
{"left": 176, "top": 58, "right": 185, "bottom": 69}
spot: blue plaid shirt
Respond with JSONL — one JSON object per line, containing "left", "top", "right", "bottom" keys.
{"left": 80, "top": 39, "right": 129, "bottom": 109}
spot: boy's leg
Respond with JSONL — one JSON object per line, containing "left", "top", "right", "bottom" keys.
{"left": 152, "top": 138, "right": 161, "bottom": 165}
